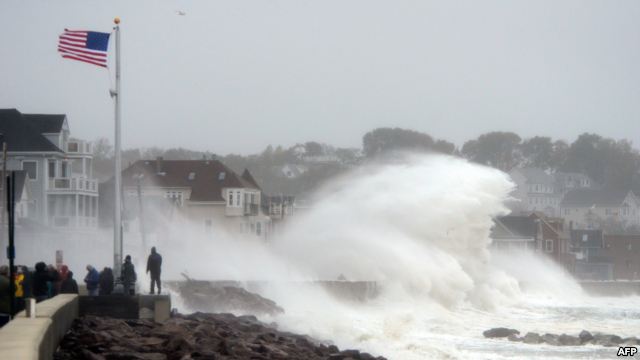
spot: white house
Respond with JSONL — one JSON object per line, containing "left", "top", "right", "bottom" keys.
{"left": 114, "top": 158, "right": 271, "bottom": 240}
{"left": 559, "top": 189, "right": 640, "bottom": 230}
{"left": 0, "top": 109, "right": 99, "bottom": 230}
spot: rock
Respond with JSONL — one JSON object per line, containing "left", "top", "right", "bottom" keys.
{"left": 542, "top": 334, "right": 560, "bottom": 346}
{"left": 507, "top": 334, "right": 522, "bottom": 342}
{"left": 592, "top": 334, "right": 623, "bottom": 347}
{"left": 54, "top": 314, "right": 387, "bottom": 360}
{"left": 483, "top": 328, "right": 520, "bottom": 338}
{"left": 579, "top": 330, "right": 593, "bottom": 344}
{"left": 623, "top": 337, "right": 640, "bottom": 345}
{"left": 522, "top": 332, "right": 542, "bottom": 344}
{"left": 557, "top": 334, "right": 581, "bottom": 346}
{"left": 177, "top": 277, "right": 285, "bottom": 316}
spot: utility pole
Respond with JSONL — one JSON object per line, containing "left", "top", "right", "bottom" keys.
{"left": 136, "top": 175, "right": 147, "bottom": 254}
{"left": 6, "top": 173, "right": 15, "bottom": 318}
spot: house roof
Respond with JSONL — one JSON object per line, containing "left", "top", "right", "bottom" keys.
{"left": 0, "top": 109, "right": 63, "bottom": 152}
{"left": 492, "top": 215, "right": 538, "bottom": 238}
{"left": 571, "top": 229, "right": 603, "bottom": 248}
{"left": 513, "top": 168, "right": 555, "bottom": 185}
{"left": 120, "top": 159, "right": 260, "bottom": 202}
{"left": 560, "top": 188, "right": 635, "bottom": 208}
{"left": 22, "top": 114, "right": 67, "bottom": 134}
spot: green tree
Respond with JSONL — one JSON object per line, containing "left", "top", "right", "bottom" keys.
{"left": 461, "top": 132, "right": 522, "bottom": 170}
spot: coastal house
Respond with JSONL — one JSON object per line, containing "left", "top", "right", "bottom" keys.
{"left": 490, "top": 213, "right": 572, "bottom": 269}
{"left": 491, "top": 215, "right": 539, "bottom": 251}
{"left": 508, "top": 168, "right": 563, "bottom": 216}
{"left": 0, "top": 109, "right": 99, "bottom": 230}
{"left": 602, "top": 235, "right": 640, "bottom": 280}
{"left": 570, "top": 229, "right": 612, "bottom": 280}
{"left": 104, "top": 158, "right": 271, "bottom": 240}
{"left": 559, "top": 189, "right": 640, "bottom": 230}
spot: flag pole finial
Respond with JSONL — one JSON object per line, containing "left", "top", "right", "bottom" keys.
{"left": 114, "top": 17, "right": 121, "bottom": 25}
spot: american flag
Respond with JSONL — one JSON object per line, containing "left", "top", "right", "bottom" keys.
{"left": 58, "top": 29, "right": 111, "bottom": 68}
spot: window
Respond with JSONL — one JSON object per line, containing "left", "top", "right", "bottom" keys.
{"left": 188, "top": 172, "right": 196, "bottom": 180}
{"left": 22, "top": 161, "right": 37, "bottom": 180}
{"left": 236, "top": 191, "right": 241, "bottom": 206}
{"left": 48, "top": 160, "right": 56, "bottom": 178}
{"left": 545, "top": 239, "right": 554, "bottom": 253}
{"left": 218, "top": 172, "right": 226, "bottom": 181}
{"left": 61, "top": 162, "right": 69, "bottom": 178}
{"left": 228, "top": 191, "right": 233, "bottom": 206}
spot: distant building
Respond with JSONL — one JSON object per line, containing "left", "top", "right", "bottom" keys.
{"left": 570, "top": 229, "right": 612, "bottom": 280}
{"left": 491, "top": 213, "right": 572, "bottom": 266}
{"left": 0, "top": 109, "right": 98, "bottom": 230}
{"left": 559, "top": 189, "right": 640, "bottom": 229}
{"left": 602, "top": 235, "right": 640, "bottom": 280}
{"left": 508, "top": 168, "right": 595, "bottom": 217}
{"left": 102, "top": 158, "right": 271, "bottom": 240}
{"left": 509, "top": 168, "right": 563, "bottom": 216}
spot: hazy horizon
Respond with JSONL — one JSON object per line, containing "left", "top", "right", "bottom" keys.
{"left": 2, "top": 0, "right": 640, "bottom": 155}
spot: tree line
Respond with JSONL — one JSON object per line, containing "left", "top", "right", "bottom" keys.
{"left": 91, "top": 128, "right": 640, "bottom": 194}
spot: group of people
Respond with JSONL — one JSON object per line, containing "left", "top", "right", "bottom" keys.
{"left": 0, "top": 247, "right": 163, "bottom": 326}
{"left": 85, "top": 247, "right": 163, "bottom": 296}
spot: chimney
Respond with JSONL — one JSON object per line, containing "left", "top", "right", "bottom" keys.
{"left": 156, "top": 157, "right": 163, "bottom": 174}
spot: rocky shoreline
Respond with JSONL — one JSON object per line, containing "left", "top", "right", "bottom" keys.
{"left": 483, "top": 327, "right": 639, "bottom": 347}
{"left": 54, "top": 313, "right": 386, "bottom": 360}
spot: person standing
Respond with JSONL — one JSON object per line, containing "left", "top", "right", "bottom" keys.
{"left": 33, "top": 262, "right": 55, "bottom": 302}
{"left": 84, "top": 265, "right": 100, "bottom": 296}
{"left": 99, "top": 267, "right": 114, "bottom": 295}
{"left": 121, "top": 255, "right": 137, "bottom": 296}
{"left": 146, "top": 247, "right": 162, "bottom": 295}
{"left": 60, "top": 271, "right": 79, "bottom": 294}
{"left": 0, "top": 266, "right": 10, "bottom": 326}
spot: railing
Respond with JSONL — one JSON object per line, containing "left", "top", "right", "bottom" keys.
{"left": 244, "top": 203, "right": 259, "bottom": 216}
{"left": 48, "top": 177, "right": 98, "bottom": 192}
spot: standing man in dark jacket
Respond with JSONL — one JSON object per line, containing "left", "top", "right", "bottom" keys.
{"left": 99, "top": 267, "right": 114, "bottom": 295}
{"left": 33, "top": 262, "right": 55, "bottom": 302}
{"left": 121, "top": 255, "right": 137, "bottom": 296}
{"left": 146, "top": 247, "right": 162, "bottom": 295}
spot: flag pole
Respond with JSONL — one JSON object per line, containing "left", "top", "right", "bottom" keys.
{"left": 113, "top": 17, "right": 123, "bottom": 277}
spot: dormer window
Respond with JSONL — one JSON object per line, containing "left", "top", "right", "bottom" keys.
{"left": 218, "top": 172, "right": 226, "bottom": 181}
{"left": 188, "top": 172, "right": 196, "bottom": 180}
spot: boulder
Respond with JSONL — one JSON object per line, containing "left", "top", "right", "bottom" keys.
{"left": 578, "top": 330, "right": 593, "bottom": 344}
{"left": 592, "top": 334, "right": 623, "bottom": 347}
{"left": 542, "top": 334, "right": 560, "bottom": 346}
{"left": 507, "top": 334, "right": 523, "bottom": 342}
{"left": 483, "top": 328, "right": 520, "bottom": 338}
{"left": 557, "top": 334, "right": 581, "bottom": 346}
{"left": 523, "top": 332, "right": 542, "bottom": 344}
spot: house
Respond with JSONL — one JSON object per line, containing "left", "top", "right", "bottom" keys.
{"left": 491, "top": 213, "right": 573, "bottom": 269}
{"left": 263, "top": 195, "right": 295, "bottom": 219}
{"left": 528, "top": 212, "right": 573, "bottom": 269}
{"left": 0, "top": 109, "right": 99, "bottom": 230}
{"left": 570, "top": 229, "right": 612, "bottom": 280}
{"left": 602, "top": 235, "right": 640, "bottom": 280}
{"left": 105, "top": 158, "right": 271, "bottom": 240}
{"left": 491, "top": 215, "right": 540, "bottom": 251}
{"left": 509, "top": 168, "right": 563, "bottom": 216}
{"left": 508, "top": 168, "right": 595, "bottom": 217}
{"left": 559, "top": 189, "right": 640, "bottom": 230}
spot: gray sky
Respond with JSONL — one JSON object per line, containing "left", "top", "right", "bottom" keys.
{"left": 1, "top": 0, "right": 639, "bottom": 155}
